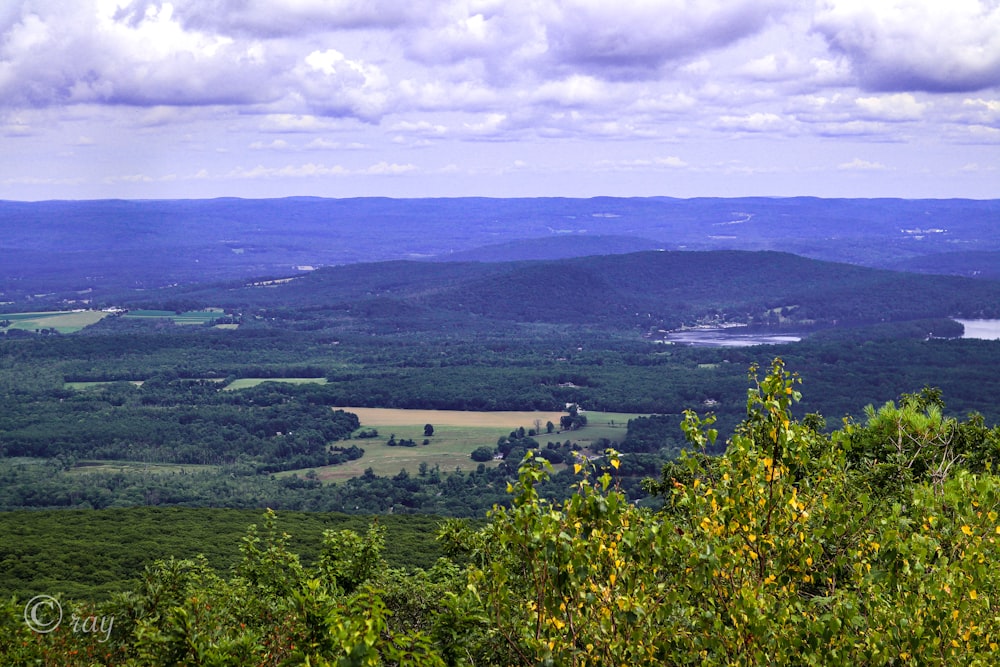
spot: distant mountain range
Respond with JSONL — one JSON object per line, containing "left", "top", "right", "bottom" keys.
{"left": 2, "top": 197, "right": 999, "bottom": 307}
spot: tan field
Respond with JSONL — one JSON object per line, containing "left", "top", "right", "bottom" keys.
{"left": 334, "top": 407, "right": 568, "bottom": 428}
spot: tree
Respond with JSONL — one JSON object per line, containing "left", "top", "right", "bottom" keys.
{"left": 470, "top": 446, "right": 494, "bottom": 462}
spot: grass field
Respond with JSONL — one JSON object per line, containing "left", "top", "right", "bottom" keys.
{"left": 68, "top": 461, "right": 221, "bottom": 475}
{"left": 64, "top": 378, "right": 226, "bottom": 390}
{"left": 290, "top": 407, "right": 647, "bottom": 482}
{"left": 1, "top": 310, "right": 109, "bottom": 333}
{"left": 123, "top": 308, "right": 223, "bottom": 325}
{"left": 224, "top": 377, "right": 329, "bottom": 390}
{"left": 64, "top": 380, "right": 145, "bottom": 390}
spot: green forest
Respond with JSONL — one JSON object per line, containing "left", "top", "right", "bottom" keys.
{"left": 5, "top": 361, "right": 1000, "bottom": 665}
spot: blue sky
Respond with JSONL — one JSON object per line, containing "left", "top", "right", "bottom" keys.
{"left": 1, "top": 0, "right": 999, "bottom": 200}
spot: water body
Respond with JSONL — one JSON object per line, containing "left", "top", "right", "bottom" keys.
{"left": 955, "top": 319, "right": 1000, "bottom": 341}
{"left": 662, "top": 328, "right": 803, "bottom": 347}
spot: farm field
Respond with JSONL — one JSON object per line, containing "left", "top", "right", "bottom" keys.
{"left": 224, "top": 377, "right": 329, "bottom": 390}
{"left": 293, "top": 407, "right": 648, "bottom": 481}
{"left": 0, "top": 310, "right": 109, "bottom": 333}
{"left": 123, "top": 308, "right": 224, "bottom": 324}
{"left": 67, "top": 460, "right": 221, "bottom": 475}
{"left": 64, "top": 380, "right": 145, "bottom": 390}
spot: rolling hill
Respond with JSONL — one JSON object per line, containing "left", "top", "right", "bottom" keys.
{"left": 132, "top": 250, "right": 1000, "bottom": 333}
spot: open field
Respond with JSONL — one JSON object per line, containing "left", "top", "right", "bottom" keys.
{"left": 67, "top": 461, "right": 222, "bottom": 475}
{"left": 123, "top": 308, "right": 224, "bottom": 325}
{"left": 290, "top": 407, "right": 648, "bottom": 482}
{"left": 224, "top": 377, "right": 329, "bottom": 390}
{"left": 1, "top": 310, "right": 109, "bottom": 333}
{"left": 65, "top": 380, "right": 145, "bottom": 390}
{"left": 338, "top": 407, "right": 568, "bottom": 428}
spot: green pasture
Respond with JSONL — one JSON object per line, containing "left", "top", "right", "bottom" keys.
{"left": 1, "top": 310, "right": 109, "bottom": 333}
{"left": 124, "top": 308, "right": 223, "bottom": 325}
{"left": 291, "top": 408, "right": 648, "bottom": 482}
{"left": 68, "top": 461, "right": 221, "bottom": 476}
{"left": 64, "top": 380, "right": 145, "bottom": 390}
{"left": 224, "top": 377, "right": 329, "bottom": 390}
{"left": 64, "top": 378, "right": 225, "bottom": 390}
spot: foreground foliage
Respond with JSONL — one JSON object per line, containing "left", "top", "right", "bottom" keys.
{"left": 6, "top": 359, "right": 1000, "bottom": 665}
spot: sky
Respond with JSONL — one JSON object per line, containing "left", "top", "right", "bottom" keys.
{"left": 1, "top": 0, "right": 999, "bottom": 201}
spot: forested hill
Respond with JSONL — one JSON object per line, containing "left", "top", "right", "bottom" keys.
{"left": 145, "top": 250, "right": 1000, "bottom": 331}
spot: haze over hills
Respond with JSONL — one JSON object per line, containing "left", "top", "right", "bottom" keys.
{"left": 2, "top": 197, "right": 999, "bottom": 306}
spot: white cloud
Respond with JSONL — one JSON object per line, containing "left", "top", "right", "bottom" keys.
{"left": 249, "top": 139, "right": 292, "bottom": 150}
{"left": 131, "top": 0, "right": 427, "bottom": 36}
{"left": 739, "top": 52, "right": 810, "bottom": 82}
{"left": 854, "top": 93, "right": 927, "bottom": 121}
{"left": 597, "top": 156, "right": 689, "bottom": 170}
{"left": 543, "top": 0, "right": 795, "bottom": 79}
{"left": 717, "top": 112, "right": 788, "bottom": 132}
{"left": 296, "top": 49, "right": 391, "bottom": 119}
{"left": 303, "top": 138, "right": 368, "bottom": 150}
{"left": 814, "top": 0, "right": 1000, "bottom": 92}
{"left": 1, "top": 0, "right": 997, "bottom": 200}
{"left": 225, "top": 161, "right": 415, "bottom": 179}
{"left": 0, "top": 1, "right": 283, "bottom": 108}
{"left": 388, "top": 120, "right": 448, "bottom": 136}
{"left": 837, "top": 158, "right": 887, "bottom": 171}
{"left": 530, "top": 75, "right": 611, "bottom": 107}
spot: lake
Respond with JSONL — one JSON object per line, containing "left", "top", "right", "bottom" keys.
{"left": 955, "top": 319, "right": 1000, "bottom": 341}
{"left": 662, "top": 328, "right": 803, "bottom": 347}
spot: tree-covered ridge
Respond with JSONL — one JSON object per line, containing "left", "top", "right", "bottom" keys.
{"left": 127, "top": 250, "right": 1000, "bottom": 331}
{"left": 7, "top": 360, "right": 1000, "bottom": 665}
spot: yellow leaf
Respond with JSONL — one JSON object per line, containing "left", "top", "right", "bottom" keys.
{"left": 611, "top": 458, "right": 620, "bottom": 470}
{"left": 970, "top": 589, "right": 978, "bottom": 600}
{"left": 962, "top": 525, "right": 974, "bottom": 536}
{"left": 573, "top": 464, "right": 582, "bottom": 474}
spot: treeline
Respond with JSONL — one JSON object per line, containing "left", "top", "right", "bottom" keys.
{"left": 0, "top": 448, "right": 666, "bottom": 516}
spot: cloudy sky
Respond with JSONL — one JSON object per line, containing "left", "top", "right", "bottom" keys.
{"left": 1, "top": 0, "right": 999, "bottom": 200}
